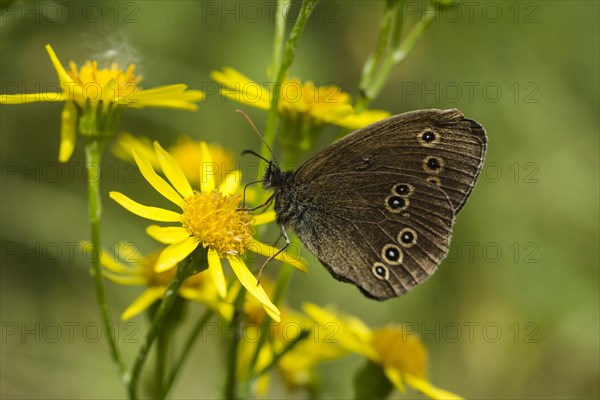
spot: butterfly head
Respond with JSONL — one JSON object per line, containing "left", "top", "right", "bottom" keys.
{"left": 262, "top": 162, "right": 293, "bottom": 191}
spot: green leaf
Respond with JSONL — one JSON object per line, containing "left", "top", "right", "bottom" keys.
{"left": 353, "top": 360, "right": 393, "bottom": 400}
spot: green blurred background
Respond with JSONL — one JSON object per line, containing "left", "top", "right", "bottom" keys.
{"left": 1, "top": 1, "right": 598, "bottom": 398}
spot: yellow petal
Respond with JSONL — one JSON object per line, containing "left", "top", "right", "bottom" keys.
{"left": 129, "top": 84, "right": 204, "bottom": 110}
{"left": 110, "top": 191, "right": 181, "bottom": 222}
{"left": 336, "top": 109, "right": 391, "bottom": 130}
{"left": 112, "top": 241, "right": 144, "bottom": 267}
{"left": 99, "top": 251, "right": 141, "bottom": 275}
{"left": 154, "top": 236, "right": 199, "bottom": 272}
{"left": 154, "top": 141, "right": 194, "bottom": 198}
{"left": 109, "top": 192, "right": 181, "bottom": 222}
{"left": 100, "top": 78, "right": 116, "bottom": 103}
{"left": 211, "top": 67, "right": 271, "bottom": 109}
{"left": 404, "top": 374, "right": 464, "bottom": 400}
{"left": 134, "top": 84, "right": 189, "bottom": 97}
{"left": 199, "top": 142, "right": 215, "bottom": 193}
{"left": 132, "top": 149, "right": 184, "bottom": 207}
{"left": 219, "top": 90, "right": 271, "bottom": 110}
{"left": 252, "top": 211, "right": 276, "bottom": 226}
{"left": 249, "top": 240, "right": 308, "bottom": 272}
{"left": 45, "top": 44, "right": 74, "bottom": 85}
{"left": 101, "top": 270, "right": 147, "bottom": 286}
{"left": 59, "top": 102, "right": 77, "bottom": 162}
{"left": 303, "top": 302, "right": 376, "bottom": 359}
{"left": 134, "top": 84, "right": 204, "bottom": 101}
{"left": 384, "top": 366, "right": 406, "bottom": 393}
{"left": 146, "top": 225, "right": 191, "bottom": 244}
{"left": 211, "top": 67, "right": 257, "bottom": 89}
{"left": 45, "top": 44, "right": 84, "bottom": 104}
{"left": 0, "top": 92, "right": 66, "bottom": 104}
{"left": 127, "top": 98, "right": 201, "bottom": 111}
{"left": 227, "top": 256, "right": 280, "bottom": 322}
{"left": 208, "top": 249, "right": 227, "bottom": 298}
{"left": 179, "top": 287, "right": 234, "bottom": 321}
{"left": 311, "top": 104, "right": 354, "bottom": 124}
{"left": 112, "top": 133, "right": 158, "bottom": 167}
{"left": 121, "top": 287, "right": 164, "bottom": 320}
{"left": 218, "top": 171, "right": 241, "bottom": 196}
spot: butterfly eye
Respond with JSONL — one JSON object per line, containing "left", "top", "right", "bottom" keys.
{"left": 426, "top": 176, "right": 442, "bottom": 187}
{"left": 385, "top": 195, "right": 409, "bottom": 213}
{"left": 398, "top": 227, "right": 418, "bottom": 248}
{"left": 418, "top": 129, "right": 439, "bottom": 147}
{"left": 392, "top": 183, "right": 414, "bottom": 196}
{"left": 372, "top": 262, "right": 390, "bottom": 280}
{"left": 423, "top": 156, "right": 444, "bottom": 174}
{"left": 382, "top": 244, "right": 403, "bottom": 265}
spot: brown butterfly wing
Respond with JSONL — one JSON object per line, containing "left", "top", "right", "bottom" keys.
{"left": 288, "top": 172, "right": 454, "bottom": 300}
{"left": 295, "top": 108, "right": 486, "bottom": 214}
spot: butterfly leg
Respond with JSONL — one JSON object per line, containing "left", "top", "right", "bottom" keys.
{"left": 240, "top": 179, "right": 262, "bottom": 209}
{"left": 256, "top": 224, "right": 291, "bottom": 285}
{"left": 237, "top": 193, "right": 275, "bottom": 212}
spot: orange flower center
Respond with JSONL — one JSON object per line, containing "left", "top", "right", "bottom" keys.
{"left": 181, "top": 190, "right": 253, "bottom": 257}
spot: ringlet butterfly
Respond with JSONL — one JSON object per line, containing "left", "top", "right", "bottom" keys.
{"left": 248, "top": 108, "right": 486, "bottom": 300}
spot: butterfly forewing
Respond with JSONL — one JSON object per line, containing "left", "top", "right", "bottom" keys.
{"left": 286, "top": 172, "right": 455, "bottom": 300}
{"left": 295, "top": 109, "right": 487, "bottom": 213}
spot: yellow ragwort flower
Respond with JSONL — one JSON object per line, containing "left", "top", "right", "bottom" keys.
{"left": 275, "top": 308, "right": 348, "bottom": 391}
{"left": 97, "top": 243, "right": 233, "bottom": 321}
{"left": 0, "top": 44, "right": 205, "bottom": 162}
{"left": 211, "top": 67, "right": 390, "bottom": 130}
{"left": 109, "top": 141, "right": 307, "bottom": 322}
{"left": 235, "top": 301, "right": 347, "bottom": 396}
{"left": 304, "top": 303, "right": 463, "bottom": 400}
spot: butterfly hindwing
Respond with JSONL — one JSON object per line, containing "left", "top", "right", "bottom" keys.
{"left": 288, "top": 172, "right": 455, "bottom": 300}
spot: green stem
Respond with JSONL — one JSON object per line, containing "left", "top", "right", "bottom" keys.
{"left": 273, "top": 266, "right": 294, "bottom": 306}
{"left": 253, "top": 329, "right": 311, "bottom": 378}
{"left": 356, "top": 1, "right": 437, "bottom": 111}
{"left": 269, "top": 0, "right": 290, "bottom": 81}
{"left": 224, "top": 288, "right": 247, "bottom": 400}
{"left": 127, "top": 249, "right": 207, "bottom": 399}
{"left": 260, "top": 0, "right": 320, "bottom": 163}
{"left": 357, "top": 1, "right": 400, "bottom": 111}
{"left": 246, "top": 263, "right": 293, "bottom": 376}
{"left": 161, "top": 309, "right": 214, "bottom": 398}
{"left": 371, "top": 7, "right": 436, "bottom": 96}
{"left": 84, "top": 140, "right": 126, "bottom": 380}
{"left": 154, "top": 316, "right": 168, "bottom": 396}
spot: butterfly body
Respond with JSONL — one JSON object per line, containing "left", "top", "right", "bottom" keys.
{"left": 263, "top": 109, "right": 487, "bottom": 300}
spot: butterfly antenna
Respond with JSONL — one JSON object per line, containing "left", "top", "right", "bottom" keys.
{"left": 236, "top": 109, "right": 280, "bottom": 167}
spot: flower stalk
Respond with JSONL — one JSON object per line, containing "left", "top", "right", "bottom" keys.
{"left": 162, "top": 309, "right": 215, "bottom": 398}
{"left": 85, "top": 140, "right": 127, "bottom": 381}
{"left": 128, "top": 246, "right": 208, "bottom": 399}
{"left": 224, "top": 287, "right": 247, "bottom": 400}
{"left": 356, "top": 1, "right": 439, "bottom": 112}
{"left": 261, "top": 0, "right": 320, "bottom": 163}
{"left": 253, "top": 329, "right": 311, "bottom": 378}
